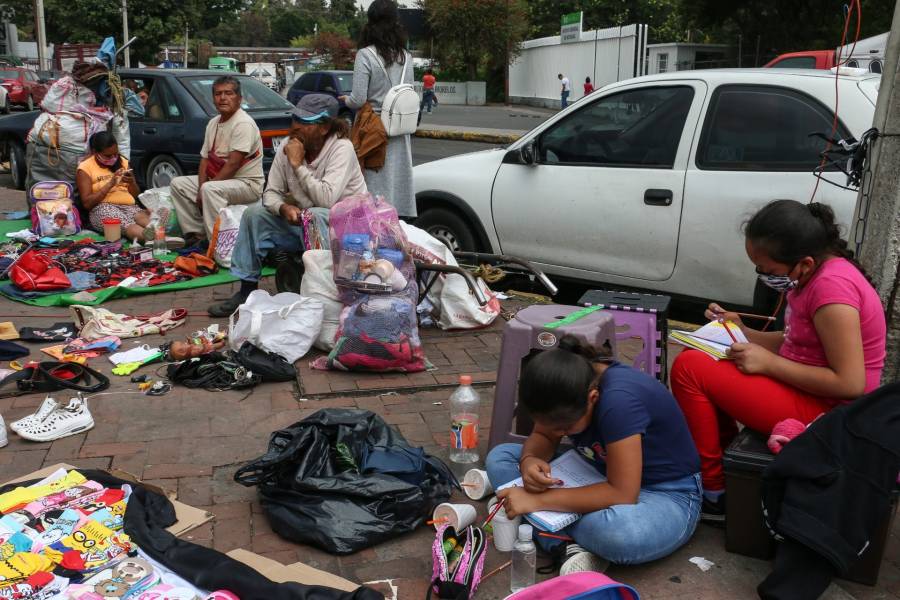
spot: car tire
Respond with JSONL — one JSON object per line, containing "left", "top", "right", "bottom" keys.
{"left": 9, "top": 141, "right": 26, "bottom": 191}
{"left": 145, "top": 154, "right": 184, "bottom": 189}
{"left": 414, "top": 208, "right": 478, "bottom": 252}
{"left": 0, "top": 98, "right": 8, "bottom": 115}
{"left": 26, "top": 95, "right": 34, "bottom": 111}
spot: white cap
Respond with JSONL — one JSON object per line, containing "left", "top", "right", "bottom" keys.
{"left": 518, "top": 524, "right": 533, "bottom": 540}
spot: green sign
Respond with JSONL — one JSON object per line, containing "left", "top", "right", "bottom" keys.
{"left": 560, "top": 11, "right": 583, "bottom": 43}
{"left": 561, "top": 12, "right": 582, "bottom": 26}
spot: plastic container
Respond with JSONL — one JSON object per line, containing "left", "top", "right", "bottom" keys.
{"left": 153, "top": 224, "right": 167, "bottom": 258}
{"left": 511, "top": 524, "right": 536, "bottom": 593}
{"left": 101, "top": 217, "right": 121, "bottom": 242}
{"left": 462, "top": 468, "right": 494, "bottom": 500}
{"left": 449, "top": 375, "right": 480, "bottom": 465}
{"left": 488, "top": 495, "right": 521, "bottom": 552}
{"left": 432, "top": 502, "right": 477, "bottom": 530}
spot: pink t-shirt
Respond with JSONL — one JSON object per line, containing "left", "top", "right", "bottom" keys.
{"left": 779, "top": 258, "right": 886, "bottom": 395}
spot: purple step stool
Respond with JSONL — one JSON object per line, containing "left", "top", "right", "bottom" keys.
{"left": 578, "top": 290, "right": 671, "bottom": 384}
{"left": 487, "top": 304, "right": 617, "bottom": 449}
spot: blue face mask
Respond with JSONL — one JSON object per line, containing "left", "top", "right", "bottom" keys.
{"left": 757, "top": 272, "right": 798, "bottom": 292}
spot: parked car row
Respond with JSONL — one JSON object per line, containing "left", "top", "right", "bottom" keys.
{"left": 0, "top": 67, "right": 50, "bottom": 112}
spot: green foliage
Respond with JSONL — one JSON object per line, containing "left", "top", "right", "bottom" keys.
{"left": 526, "top": 0, "right": 684, "bottom": 43}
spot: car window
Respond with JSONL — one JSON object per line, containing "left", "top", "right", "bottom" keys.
{"left": 0, "top": 69, "right": 19, "bottom": 79}
{"left": 181, "top": 76, "right": 292, "bottom": 114}
{"left": 770, "top": 56, "right": 817, "bottom": 69}
{"left": 336, "top": 74, "right": 353, "bottom": 93}
{"left": 538, "top": 85, "right": 694, "bottom": 168}
{"left": 293, "top": 74, "right": 318, "bottom": 92}
{"left": 137, "top": 80, "right": 181, "bottom": 121}
{"left": 697, "top": 85, "right": 850, "bottom": 172}
{"left": 317, "top": 75, "right": 337, "bottom": 93}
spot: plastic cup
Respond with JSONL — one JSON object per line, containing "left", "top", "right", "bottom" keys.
{"left": 462, "top": 469, "right": 494, "bottom": 500}
{"left": 432, "top": 502, "right": 477, "bottom": 530}
{"left": 102, "top": 217, "right": 122, "bottom": 242}
{"left": 488, "top": 495, "right": 521, "bottom": 552}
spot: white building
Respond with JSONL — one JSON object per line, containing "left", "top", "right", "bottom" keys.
{"left": 646, "top": 42, "right": 730, "bottom": 75}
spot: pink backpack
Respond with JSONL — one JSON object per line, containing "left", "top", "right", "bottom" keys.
{"left": 505, "top": 572, "right": 640, "bottom": 599}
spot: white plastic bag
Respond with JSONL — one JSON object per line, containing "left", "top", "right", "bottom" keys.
{"left": 28, "top": 110, "right": 111, "bottom": 155}
{"left": 111, "top": 114, "right": 130, "bottom": 160}
{"left": 228, "top": 290, "right": 323, "bottom": 363}
{"left": 211, "top": 205, "right": 248, "bottom": 268}
{"left": 299, "top": 250, "right": 343, "bottom": 351}
{"left": 41, "top": 76, "right": 96, "bottom": 112}
{"left": 137, "top": 187, "right": 181, "bottom": 235}
{"left": 401, "top": 222, "right": 501, "bottom": 330}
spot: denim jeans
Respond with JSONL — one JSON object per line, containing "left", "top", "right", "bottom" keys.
{"left": 485, "top": 443, "right": 702, "bottom": 565}
{"left": 561, "top": 90, "right": 570, "bottom": 108}
{"left": 421, "top": 89, "right": 436, "bottom": 113}
{"left": 230, "top": 203, "right": 329, "bottom": 282}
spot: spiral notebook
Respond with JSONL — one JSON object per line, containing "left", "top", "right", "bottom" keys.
{"left": 496, "top": 449, "right": 605, "bottom": 532}
{"left": 669, "top": 320, "right": 747, "bottom": 360}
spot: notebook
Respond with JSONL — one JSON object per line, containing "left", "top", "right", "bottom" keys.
{"left": 669, "top": 320, "right": 748, "bottom": 360}
{"left": 496, "top": 449, "right": 605, "bottom": 532}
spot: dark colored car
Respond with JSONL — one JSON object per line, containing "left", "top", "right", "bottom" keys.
{"left": 0, "top": 68, "right": 294, "bottom": 191}
{"left": 287, "top": 70, "right": 355, "bottom": 124}
{"left": 36, "top": 70, "right": 66, "bottom": 85}
{"left": 0, "top": 68, "right": 49, "bottom": 111}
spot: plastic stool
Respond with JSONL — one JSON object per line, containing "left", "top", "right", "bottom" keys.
{"left": 578, "top": 290, "right": 671, "bottom": 383}
{"left": 487, "top": 304, "right": 617, "bottom": 449}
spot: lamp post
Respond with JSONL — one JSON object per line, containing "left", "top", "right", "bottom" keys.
{"left": 122, "top": 0, "right": 130, "bottom": 67}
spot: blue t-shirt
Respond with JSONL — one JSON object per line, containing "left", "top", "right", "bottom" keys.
{"left": 570, "top": 362, "right": 699, "bottom": 485}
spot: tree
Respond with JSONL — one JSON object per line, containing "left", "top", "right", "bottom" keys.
{"left": 422, "top": 0, "right": 530, "bottom": 80}
{"left": 526, "top": 0, "right": 685, "bottom": 43}
{"left": 270, "top": 7, "right": 316, "bottom": 47}
{"left": 329, "top": 0, "right": 358, "bottom": 25}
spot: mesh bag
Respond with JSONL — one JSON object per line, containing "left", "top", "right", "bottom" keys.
{"left": 326, "top": 194, "right": 426, "bottom": 372}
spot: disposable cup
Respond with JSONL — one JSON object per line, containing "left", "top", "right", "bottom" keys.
{"left": 462, "top": 469, "right": 494, "bottom": 500}
{"left": 102, "top": 217, "right": 122, "bottom": 242}
{"left": 488, "top": 495, "right": 521, "bottom": 552}
{"left": 432, "top": 502, "right": 477, "bottom": 530}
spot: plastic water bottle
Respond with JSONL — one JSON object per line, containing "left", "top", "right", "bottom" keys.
{"left": 449, "top": 375, "right": 480, "bottom": 464}
{"left": 152, "top": 224, "right": 166, "bottom": 258}
{"left": 511, "top": 524, "right": 536, "bottom": 592}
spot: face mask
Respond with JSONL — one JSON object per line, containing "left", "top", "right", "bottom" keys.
{"left": 96, "top": 154, "right": 118, "bottom": 167}
{"left": 757, "top": 272, "right": 797, "bottom": 292}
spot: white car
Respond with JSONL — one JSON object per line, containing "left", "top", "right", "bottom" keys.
{"left": 413, "top": 69, "right": 878, "bottom": 309}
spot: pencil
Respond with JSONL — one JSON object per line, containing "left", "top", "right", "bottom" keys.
{"left": 538, "top": 532, "right": 574, "bottom": 542}
{"left": 721, "top": 320, "right": 739, "bottom": 344}
{"left": 735, "top": 312, "right": 776, "bottom": 321}
{"left": 481, "top": 561, "right": 511, "bottom": 582}
{"left": 482, "top": 498, "right": 506, "bottom": 527}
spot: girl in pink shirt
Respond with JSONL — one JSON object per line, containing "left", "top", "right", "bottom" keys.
{"left": 671, "top": 199, "right": 886, "bottom": 522}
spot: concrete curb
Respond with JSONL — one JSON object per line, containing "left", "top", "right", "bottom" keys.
{"left": 414, "top": 128, "right": 522, "bottom": 144}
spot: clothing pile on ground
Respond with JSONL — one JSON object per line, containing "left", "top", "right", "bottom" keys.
{"left": 26, "top": 37, "right": 141, "bottom": 191}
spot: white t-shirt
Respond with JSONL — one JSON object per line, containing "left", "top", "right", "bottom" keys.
{"left": 561, "top": 77, "right": 570, "bottom": 92}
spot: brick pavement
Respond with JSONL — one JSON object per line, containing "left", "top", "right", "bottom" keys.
{"left": 0, "top": 187, "right": 895, "bottom": 599}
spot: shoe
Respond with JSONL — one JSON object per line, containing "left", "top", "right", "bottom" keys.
{"left": 701, "top": 493, "right": 726, "bottom": 526}
{"left": 559, "top": 543, "right": 609, "bottom": 576}
{"left": 16, "top": 395, "right": 94, "bottom": 442}
{"left": 0, "top": 415, "right": 7, "bottom": 448}
{"left": 208, "top": 293, "right": 246, "bottom": 318}
{"left": 9, "top": 395, "right": 58, "bottom": 433}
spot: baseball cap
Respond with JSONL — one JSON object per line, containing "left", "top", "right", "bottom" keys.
{"left": 292, "top": 94, "right": 340, "bottom": 122}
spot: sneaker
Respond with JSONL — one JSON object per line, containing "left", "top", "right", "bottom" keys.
{"left": 701, "top": 494, "right": 726, "bottom": 526}
{"left": 559, "top": 543, "right": 609, "bottom": 576}
{"left": 0, "top": 415, "right": 7, "bottom": 448}
{"left": 208, "top": 292, "right": 246, "bottom": 318}
{"left": 9, "top": 395, "right": 58, "bottom": 433}
{"left": 16, "top": 395, "right": 94, "bottom": 442}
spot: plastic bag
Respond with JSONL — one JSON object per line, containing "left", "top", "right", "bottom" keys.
{"left": 28, "top": 110, "right": 111, "bottom": 155}
{"left": 299, "top": 250, "right": 343, "bottom": 352}
{"left": 228, "top": 290, "right": 323, "bottom": 363}
{"left": 137, "top": 187, "right": 181, "bottom": 235}
{"left": 401, "top": 222, "right": 501, "bottom": 330}
{"left": 111, "top": 114, "right": 130, "bottom": 160}
{"left": 234, "top": 408, "right": 458, "bottom": 555}
{"left": 209, "top": 204, "right": 247, "bottom": 268}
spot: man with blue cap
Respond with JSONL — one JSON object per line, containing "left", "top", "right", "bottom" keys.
{"left": 208, "top": 93, "right": 367, "bottom": 317}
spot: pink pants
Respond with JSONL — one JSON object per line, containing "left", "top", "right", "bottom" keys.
{"left": 670, "top": 350, "right": 836, "bottom": 491}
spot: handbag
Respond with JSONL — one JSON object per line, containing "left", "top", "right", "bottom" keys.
{"left": 10, "top": 252, "right": 71, "bottom": 291}
{"left": 233, "top": 342, "right": 296, "bottom": 382}
{"left": 429, "top": 524, "right": 487, "bottom": 600}
{"left": 71, "top": 305, "right": 187, "bottom": 341}
{"left": 228, "top": 290, "right": 323, "bottom": 363}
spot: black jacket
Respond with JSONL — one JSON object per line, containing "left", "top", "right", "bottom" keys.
{"left": 762, "top": 381, "right": 900, "bottom": 574}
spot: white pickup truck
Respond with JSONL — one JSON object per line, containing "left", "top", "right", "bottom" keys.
{"left": 413, "top": 69, "right": 879, "bottom": 310}
{"left": 245, "top": 62, "right": 279, "bottom": 92}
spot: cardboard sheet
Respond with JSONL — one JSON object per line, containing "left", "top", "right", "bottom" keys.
{"left": 227, "top": 548, "right": 359, "bottom": 592}
{"left": 2, "top": 463, "right": 214, "bottom": 537}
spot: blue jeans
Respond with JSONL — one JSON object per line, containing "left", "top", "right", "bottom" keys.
{"left": 485, "top": 443, "right": 702, "bottom": 565}
{"left": 230, "top": 203, "right": 329, "bottom": 282}
{"left": 561, "top": 90, "right": 570, "bottom": 108}
{"left": 421, "top": 89, "right": 436, "bottom": 113}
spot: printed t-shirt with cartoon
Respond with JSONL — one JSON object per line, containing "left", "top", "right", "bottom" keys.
{"left": 200, "top": 107, "right": 264, "bottom": 186}
{"left": 779, "top": 257, "right": 886, "bottom": 397}
{"left": 570, "top": 362, "right": 700, "bottom": 485}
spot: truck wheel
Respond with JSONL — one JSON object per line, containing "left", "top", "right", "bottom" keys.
{"left": 9, "top": 141, "right": 26, "bottom": 191}
{"left": 414, "top": 208, "right": 478, "bottom": 252}
{"left": 145, "top": 154, "right": 183, "bottom": 189}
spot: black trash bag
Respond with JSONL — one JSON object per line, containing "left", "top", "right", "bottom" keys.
{"left": 167, "top": 352, "right": 261, "bottom": 391}
{"left": 233, "top": 341, "right": 296, "bottom": 382}
{"left": 235, "top": 408, "right": 459, "bottom": 555}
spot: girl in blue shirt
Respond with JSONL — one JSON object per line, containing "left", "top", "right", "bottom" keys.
{"left": 486, "top": 335, "right": 702, "bottom": 574}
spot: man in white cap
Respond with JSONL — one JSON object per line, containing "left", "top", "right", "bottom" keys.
{"left": 208, "top": 93, "right": 367, "bottom": 317}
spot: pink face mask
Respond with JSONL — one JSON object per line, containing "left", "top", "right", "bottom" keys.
{"left": 96, "top": 153, "right": 118, "bottom": 167}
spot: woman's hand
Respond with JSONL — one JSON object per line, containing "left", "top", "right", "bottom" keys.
{"left": 337, "top": 95, "right": 348, "bottom": 103}
{"left": 120, "top": 170, "right": 135, "bottom": 185}
{"left": 705, "top": 302, "right": 744, "bottom": 328}
{"left": 497, "top": 487, "right": 543, "bottom": 518}
{"left": 729, "top": 342, "right": 775, "bottom": 375}
{"left": 520, "top": 455, "right": 560, "bottom": 493}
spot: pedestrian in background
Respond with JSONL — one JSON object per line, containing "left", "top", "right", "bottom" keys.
{"left": 584, "top": 77, "right": 594, "bottom": 95}
{"left": 421, "top": 68, "right": 437, "bottom": 114}
{"left": 340, "top": 0, "right": 416, "bottom": 219}
{"left": 559, "top": 73, "right": 571, "bottom": 108}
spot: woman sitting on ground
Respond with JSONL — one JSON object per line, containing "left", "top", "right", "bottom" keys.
{"left": 76, "top": 131, "right": 151, "bottom": 241}
{"left": 486, "top": 335, "right": 702, "bottom": 575}
{"left": 671, "top": 199, "right": 886, "bottom": 523}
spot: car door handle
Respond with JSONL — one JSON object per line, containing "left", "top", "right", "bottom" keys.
{"left": 143, "top": 128, "right": 157, "bottom": 134}
{"left": 644, "top": 189, "right": 673, "bottom": 206}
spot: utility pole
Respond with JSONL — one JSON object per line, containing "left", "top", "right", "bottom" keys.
{"left": 33, "top": 0, "right": 48, "bottom": 70}
{"left": 184, "top": 25, "right": 189, "bottom": 68}
{"left": 855, "top": 0, "right": 900, "bottom": 383}
{"left": 121, "top": 0, "right": 130, "bottom": 67}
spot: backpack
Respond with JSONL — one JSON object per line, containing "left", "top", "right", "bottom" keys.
{"left": 368, "top": 47, "right": 419, "bottom": 137}
{"left": 29, "top": 181, "right": 82, "bottom": 237}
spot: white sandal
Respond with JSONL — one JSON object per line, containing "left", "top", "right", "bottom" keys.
{"left": 17, "top": 395, "right": 94, "bottom": 442}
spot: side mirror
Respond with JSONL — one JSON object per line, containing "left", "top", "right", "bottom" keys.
{"left": 503, "top": 139, "right": 538, "bottom": 166}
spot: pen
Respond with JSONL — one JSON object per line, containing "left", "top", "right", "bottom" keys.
{"left": 721, "top": 320, "right": 739, "bottom": 344}
{"left": 482, "top": 498, "right": 506, "bottom": 527}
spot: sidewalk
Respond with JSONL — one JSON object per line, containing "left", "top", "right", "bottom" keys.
{"left": 0, "top": 187, "right": 895, "bottom": 599}
{"left": 415, "top": 104, "right": 556, "bottom": 144}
